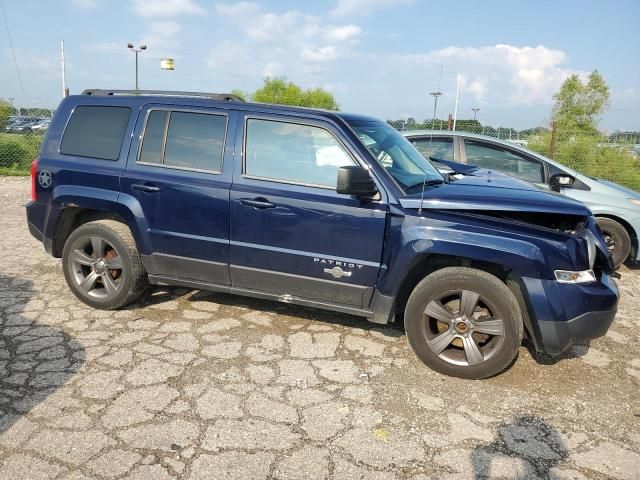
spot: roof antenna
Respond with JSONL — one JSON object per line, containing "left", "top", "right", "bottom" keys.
{"left": 418, "top": 65, "right": 443, "bottom": 215}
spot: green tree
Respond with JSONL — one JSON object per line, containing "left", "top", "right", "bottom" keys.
{"left": 526, "top": 71, "right": 640, "bottom": 191}
{"left": 301, "top": 87, "right": 339, "bottom": 110}
{"left": 230, "top": 89, "right": 248, "bottom": 101}
{"left": 0, "top": 100, "right": 13, "bottom": 130}
{"left": 553, "top": 70, "right": 609, "bottom": 133}
{"left": 248, "top": 77, "right": 339, "bottom": 110}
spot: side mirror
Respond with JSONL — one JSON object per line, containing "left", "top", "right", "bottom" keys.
{"left": 336, "top": 166, "right": 377, "bottom": 197}
{"left": 549, "top": 173, "right": 575, "bottom": 192}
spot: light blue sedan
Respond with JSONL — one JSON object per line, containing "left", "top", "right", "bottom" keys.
{"left": 404, "top": 131, "right": 640, "bottom": 268}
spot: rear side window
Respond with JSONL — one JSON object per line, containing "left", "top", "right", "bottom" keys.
{"left": 411, "top": 137, "right": 454, "bottom": 161}
{"left": 244, "top": 119, "right": 354, "bottom": 188}
{"left": 60, "top": 106, "right": 131, "bottom": 160}
{"left": 138, "top": 110, "right": 227, "bottom": 172}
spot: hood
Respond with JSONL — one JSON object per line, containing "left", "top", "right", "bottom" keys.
{"left": 399, "top": 172, "right": 591, "bottom": 217}
{"left": 594, "top": 179, "right": 640, "bottom": 199}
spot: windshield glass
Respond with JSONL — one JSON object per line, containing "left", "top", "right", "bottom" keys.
{"left": 347, "top": 120, "right": 443, "bottom": 191}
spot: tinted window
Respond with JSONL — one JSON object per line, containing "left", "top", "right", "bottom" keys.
{"left": 465, "top": 140, "right": 544, "bottom": 182}
{"left": 411, "top": 137, "right": 454, "bottom": 161}
{"left": 60, "top": 106, "right": 130, "bottom": 160}
{"left": 139, "top": 110, "right": 167, "bottom": 164}
{"left": 164, "top": 112, "right": 226, "bottom": 171}
{"left": 245, "top": 119, "right": 354, "bottom": 187}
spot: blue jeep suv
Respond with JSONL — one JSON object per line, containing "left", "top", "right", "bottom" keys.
{"left": 26, "top": 89, "right": 619, "bottom": 379}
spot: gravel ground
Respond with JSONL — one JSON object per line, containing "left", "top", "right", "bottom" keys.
{"left": 1, "top": 176, "right": 639, "bottom": 480}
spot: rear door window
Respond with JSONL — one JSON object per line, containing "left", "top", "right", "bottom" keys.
{"left": 60, "top": 106, "right": 131, "bottom": 160}
{"left": 464, "top": 140, "right": 544, "bottom": 182}
{"left": 137, "top": 109, "right": 227, "bottom": 172}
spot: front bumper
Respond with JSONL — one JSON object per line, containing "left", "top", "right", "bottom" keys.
{"left": 521, "top": 273, "right": 619, "bottom": 354}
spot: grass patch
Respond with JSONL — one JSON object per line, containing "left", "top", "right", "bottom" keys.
{"left": 0, "top": 132, "right": 44, "bottom": 173}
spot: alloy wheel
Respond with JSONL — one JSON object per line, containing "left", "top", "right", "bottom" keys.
{"left": 420, "top": 289, "right": 505, "bottom": 366}
{"left": 69, "top": 235, "right": 124, "bottom": 298}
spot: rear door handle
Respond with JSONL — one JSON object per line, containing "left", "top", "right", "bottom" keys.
{"left": 240, "top": 198, "right": 276, "bottom": 209}
{"left": 132, "top": 184, "right": 161, "bottom": 193}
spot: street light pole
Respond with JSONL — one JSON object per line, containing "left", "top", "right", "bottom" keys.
{"left": 472, "top": 108, "right": 480, "bottom": 121}
{"left": 127, "top": 43, "right": 147, "bottom": 90}
{"left": 429, "top": 91, "right": 442, "bottom": 129}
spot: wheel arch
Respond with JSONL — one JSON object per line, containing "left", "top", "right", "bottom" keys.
{"left": 51, "top": 208, "right": 127, "bottom": 257}
{"left": 47, "top": 188, "right": 151, "bottom": 258}
{"left": 389, "top": 253, "right": 538, "bottom": 347}
{"left": 594, "top": 214, "right": 637, "bottom": 260}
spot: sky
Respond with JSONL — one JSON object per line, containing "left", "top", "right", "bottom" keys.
{"left": 1, "top": 0, "right": 639, "bottom": 130}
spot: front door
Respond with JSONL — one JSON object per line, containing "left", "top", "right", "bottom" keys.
{"left": 229, "top": 114, "right": 387, "bottom": 308}
{"left": 120, "top": 105, "right": 236, "bottom": 284}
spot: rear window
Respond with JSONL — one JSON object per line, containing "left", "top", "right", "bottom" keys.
{"left": 60, "top": 106, "right": 131, "bottom": 160}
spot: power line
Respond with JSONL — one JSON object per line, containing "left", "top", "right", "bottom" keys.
{"left": 0, "top": 0, "right": 26, "bottom": 101}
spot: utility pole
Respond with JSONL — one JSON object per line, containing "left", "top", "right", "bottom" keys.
{"left": 452, "top": 73, "right": 461, "bottom": 131}
{"left": 472, "top": 108, "right": 480, "bottom": 121}
{"left": 60, "top": 40, "right": 67, "bottom": 98}
{"left": 127, "top": 43, "right": 147, "bottom": 90}
{"left": 549, "top": 120, "right": 557, "bottom": 159}
{"left": 430, "top": 91, "right": 442, "bottom": 129}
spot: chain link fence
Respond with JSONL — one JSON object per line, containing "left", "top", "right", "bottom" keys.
{"left": 388, "top": 119, "right": 640, "bottom": 192}
{"left": 1, "top": 107, "right": 638, "bottom": 192}
{"left": 0, "top": 111, "right": 50, "bottom": 175}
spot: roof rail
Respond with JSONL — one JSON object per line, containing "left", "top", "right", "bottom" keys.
{"left": 81, "top": 89, "right": 245, "bottom": 102}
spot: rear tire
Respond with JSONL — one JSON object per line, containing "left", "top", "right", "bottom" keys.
{"left": 62, "top": 220, "right": 148, "bottom": 309}
{"left": 596, "top": 217, "right": 631, "bottom": 269}
{"left": 404, "top": 267, "right": 523, "bottom": 379}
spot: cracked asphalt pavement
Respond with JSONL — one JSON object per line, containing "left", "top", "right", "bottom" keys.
{"left": 1, "top": 177, "right": 639, "bottom": 479}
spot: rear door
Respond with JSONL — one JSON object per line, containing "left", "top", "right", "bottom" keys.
{"left": 229, "top": 114, "right": 387, "bottom": 308}
{"left": 120, "top": 105, "right": 235, "bottom": 284}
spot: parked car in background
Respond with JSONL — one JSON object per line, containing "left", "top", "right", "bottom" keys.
{"left": 26, "top": 90, "right": 618, "bottom": 379}
{"left": 4, "top": 116, "right": 49, "bottom": 133}
{"left": 404, "top": 131, "right": 640, "bottom": 268}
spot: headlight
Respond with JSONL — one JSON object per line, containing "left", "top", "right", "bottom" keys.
{"left": 554, "top": 270, "right": 596, "bottom": 284}
{"left": 630, "top": 199, "right": 640, "bottom": 208}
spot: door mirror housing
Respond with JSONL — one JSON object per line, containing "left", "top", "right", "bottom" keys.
{"left": 336, "top": 166, "right": 377, "bottom": 197}
{"left": 549, "top": 173, "right": 576, "bottom": 192}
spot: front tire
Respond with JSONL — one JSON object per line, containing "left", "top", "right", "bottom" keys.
{"left": 404, "top": 267, "right": 523, "bottom": 379}
{"left": 62, "top": 220, "right": 147, "bottom": 309}
{"left": 596, "top": 217, "right": 631, "bottom": 269}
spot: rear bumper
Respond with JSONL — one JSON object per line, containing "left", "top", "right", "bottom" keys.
{"left": 26, "top": 201, "right": 52, "bottom": 253}
{"left": 521, "top": 273, "right": 619, "bottom": 354}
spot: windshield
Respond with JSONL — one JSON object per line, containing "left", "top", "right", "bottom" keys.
{"left": 347, "top": 120, "right": 443, "bottom": 191}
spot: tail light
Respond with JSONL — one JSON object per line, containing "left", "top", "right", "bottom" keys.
{"left": 30, "top": 158, "right": 38, "bottom": 201}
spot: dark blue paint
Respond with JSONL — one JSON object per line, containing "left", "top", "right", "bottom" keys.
{"left": 26, "top": 94, "right": 619, "bottom": 354}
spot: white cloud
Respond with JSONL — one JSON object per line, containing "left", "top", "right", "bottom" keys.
{"left": 385, "top": 44, "right": 584, "bottom": 105}
{"left": 207, "top": 3, "right": 363, "bottom": 80}
{"left": 137, "top": 21, "right": 183, "bottom": 56}
{"left": 324, "top": 24, "right": 361, "bottom": 42}
{"left": 131, "top": 0, "right": 205, "bottom": 17}
{"left": 330, "top": 0, "right": 413, "bottom": 17}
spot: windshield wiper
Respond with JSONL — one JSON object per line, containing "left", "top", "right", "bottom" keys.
{"left": 404, "top": 179, "right": 445, "bottom": 192}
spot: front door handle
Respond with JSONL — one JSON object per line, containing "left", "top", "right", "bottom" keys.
{"left": 240, "top": 198, "right": 276, "bottom": 209}
{"left": 132, "top": 184, "right": 161, "bottom": 193}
